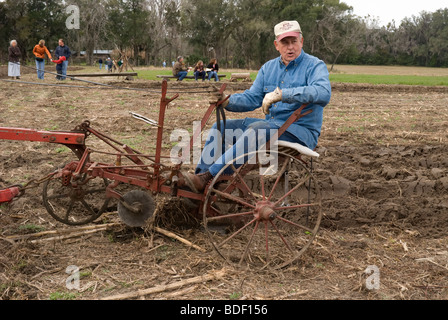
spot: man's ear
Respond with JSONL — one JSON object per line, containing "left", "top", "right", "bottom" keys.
{"left": 274, "top": 40, "right": 279, "bottom": 52}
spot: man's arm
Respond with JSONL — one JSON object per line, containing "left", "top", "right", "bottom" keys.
{"left": 224, "top": 67, "right": 266, "bottom": 113}
{"left": 281, "top": 61, "right": 331, "bottom": 107}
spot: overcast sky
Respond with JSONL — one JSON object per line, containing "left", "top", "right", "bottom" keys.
{"left": 343, "top": 0, "right": 448, "bottom": 26}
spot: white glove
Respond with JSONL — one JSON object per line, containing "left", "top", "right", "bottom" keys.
{"left": 262, "top": 87, "right": 282, "bottom": 115}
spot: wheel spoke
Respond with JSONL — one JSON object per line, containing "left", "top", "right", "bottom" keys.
{"left": 64, "top": 200, "right": 75, "bottom": 221}
{"left": 273, "top": 174, "right": 310, "bottom": 207}
{"left": 207, "top": 211, "right": 254, "bottom": 222}
{"left": 81, "top": 199, "right": 97, "bottom": 216}
{"left": 211, "top": 188, "right": 256, "bottom": 209}
{"left": 259, "top": 162, "right": 266, "bottom": 200}
{"left": 239, "top": 220, "right": 260, "bottom": 265}
{"left": 84, "top": 187, "right": 107, "bottom": 195}
{"left": 276, "top": 216, "right": 314, "bottom": 234}
{"left": 265, "top": 222, "right": 269, "bottom": 262}
{"left": 218, "top": 218, "right": 257, "bottom": 248}
{"left": 47, "top": 192, "right": 71, "bottom": 200}
{"left": 275, "top": 203, "right": 318, "bottom": 210}
{"left": 269, "top": 220, "right": 294, "bottom": 253}
{"left": 225, "top": 163, "right": 257, "bottom": 202}
{"left": 267, "top": 157, "right": 290, "bottom": 201}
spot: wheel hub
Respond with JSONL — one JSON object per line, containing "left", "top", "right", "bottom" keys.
{"left": 254, "top": 201, "right": 277, "bottom": 221}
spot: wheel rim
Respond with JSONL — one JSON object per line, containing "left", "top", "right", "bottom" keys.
{"left": 203, "top": 150, "right": 322, "bottom": 269}
{"left": 42, "top": 172, "right": 109, "bottom": 226}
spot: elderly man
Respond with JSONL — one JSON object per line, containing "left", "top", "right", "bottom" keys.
{"left": 172, "top": 56, "right": 190, "bottom": 81}
{"left": 181, "top": 20, "right": 331, "bottom": 192}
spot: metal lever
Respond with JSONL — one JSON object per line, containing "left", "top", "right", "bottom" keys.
{"left": 130, "top": 112, "right": 159, "bottom": 127}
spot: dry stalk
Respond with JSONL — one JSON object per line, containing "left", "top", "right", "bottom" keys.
{"left": 101, "top": 268, "right": 228, "bottom": 300}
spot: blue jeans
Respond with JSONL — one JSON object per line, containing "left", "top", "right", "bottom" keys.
{"left": 61, "top": 60, "right": 68, "bottom": 80}
{"left": 99, "top": 63, "right": 102, "bottom": 70}
{"left": 195, "top": 119, "right": 299, "bottom": 176}
{"left": 207, "top": 71, "right": 219, "bottom": 82}
{"left": 36, "top": 59, "right": 45, "bottom": 80}
{"left": 176, "top": 71, "right": 188, "bottom": 81}
{"left": 194, "top": 71, "right": 206, "bottom": 81}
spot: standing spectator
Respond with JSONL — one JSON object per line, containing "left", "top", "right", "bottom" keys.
{"left": 54, "top": 39, "right": 71, "bottom": 80}
{"left": 8, "top": 40, "right": 21, "bottom": 80}
{"left": 206, "top": 58, "right": 220, "bottom": 82}
{"left": 106, "top": 57, "right": 113, "bottom": 72}
{"left": 33, "top": 40, "right": 52, "bottom": 80}
{"left": 172, "top": 56, "right": 190, "bottom": 81}
{"left": 99, "top": 58, "right": 103, "bottom": 70}
{"left": 171, "top": 61, "right": 175, "bottom": 68}
{"left": 162, "top": 60, "right": 167, "bottom": 68}
{"left": 194, "top": 60, "right": 206, "bottom": 82}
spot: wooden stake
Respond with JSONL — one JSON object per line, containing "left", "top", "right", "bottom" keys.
{"left": 30, "top": 228, "right": 109, "bottom": 244}
{"left": 6, "top": 223, "right": 119, "bottom": 242}
{"left": 101, "top": 269, "right": 227, "bottom": 300}
{"left": 154, "top": 227, "right": 206, "bottom": 253}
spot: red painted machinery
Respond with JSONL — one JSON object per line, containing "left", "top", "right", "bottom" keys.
{"left": 0, "top": 80, "right": 322, "bottom": 268}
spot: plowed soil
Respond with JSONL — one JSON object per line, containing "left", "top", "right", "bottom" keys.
{"left": 1, "top": 69, "right": 448, "bottom": 300}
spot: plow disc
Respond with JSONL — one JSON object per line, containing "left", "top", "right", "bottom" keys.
{"left": 117, "top": 190, "right": 155, "bottom": 227}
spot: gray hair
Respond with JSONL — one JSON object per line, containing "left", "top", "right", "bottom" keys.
{"left": 177, "top": 56, "right": 183, "bottom": 62}
{"left": 10, "top": 40, "right": 17, "bottom": 46}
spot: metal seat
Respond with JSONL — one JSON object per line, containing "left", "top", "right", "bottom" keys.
{"left": 276, "top": 140, "right": 320, "bottom": 158}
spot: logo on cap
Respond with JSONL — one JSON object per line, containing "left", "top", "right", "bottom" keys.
{"left": 279, "top": 22, "right": 294, "bottom": 31}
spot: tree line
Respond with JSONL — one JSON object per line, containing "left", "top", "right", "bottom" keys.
{"left": 1, "top": 0, "right": 447, "bottom": 69}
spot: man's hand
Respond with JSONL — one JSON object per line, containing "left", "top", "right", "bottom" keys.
{"left": 262, "top": 87, "right": 282, "bottom": 115}
{"left": 209, "top": 85, "right": 230, "bottom": 108}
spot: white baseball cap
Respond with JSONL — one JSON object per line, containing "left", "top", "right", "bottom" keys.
{"left": 274, "top": 21, "right": 302, "bottom": 41}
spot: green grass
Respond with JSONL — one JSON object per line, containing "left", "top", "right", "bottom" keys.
{"left": 136, "top": 69, "right": 258, "bottom": 81}
{"left": 137, "top": 68, "right": 448, "bottom": 85}
{"left": 329, "top": 74, "right": 448, "bottom": 86}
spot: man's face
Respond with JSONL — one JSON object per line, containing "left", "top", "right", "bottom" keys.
{"left": 59, "top": 40, "right": 64, "bottom": 46}
{"left": 274, "top": 35, "right": 304, "bottom": 65}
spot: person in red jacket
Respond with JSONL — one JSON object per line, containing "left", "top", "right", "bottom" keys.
{"left": 52, "top": 56, "right": 66, "bottom": 80}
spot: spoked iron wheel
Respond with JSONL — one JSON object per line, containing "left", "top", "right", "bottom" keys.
{"left": 42, "top": 171, "right": 110, "bottom": 226}
{"left": 203, "top": 150, "right": 322, "bottom": 269}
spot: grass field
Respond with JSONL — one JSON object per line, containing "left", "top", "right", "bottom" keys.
{"left": 70, "top": 64, "right": 448, "bottom": 86}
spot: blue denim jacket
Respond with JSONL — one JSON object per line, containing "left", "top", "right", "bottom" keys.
{"left": 226, "top": 50, "right": 331, "bottom": 149}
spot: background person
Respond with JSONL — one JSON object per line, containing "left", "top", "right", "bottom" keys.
{"left": 54, "top": 39, "right": 71, "bottom": 80}
{"left": 206, "top": 58, "right": 220, "bottom": 82}
{"left": 32, "top": 40, "right": 52, "bottom": 80}
{"left": 8, "top": 40, "right": 21, "bottom": 80}
{"left": 194, "top": 60, "right": 206, "bottom": 82}
{"left": 172, "top": 56, "right": 190, "bottom": 81}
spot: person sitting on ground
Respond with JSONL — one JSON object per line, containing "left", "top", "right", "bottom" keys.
{"left": 172, "top": 56, "right": 190, "bottom": 81}
{"left": 51, "top": 56, "right": 66, "bottom": 80}
{"left": 194, "top": 60, "right": 206, "bottom": 82}
{"left": 178, "top": 20, "right": 331, "bottom": 192}
{"left": 206, "top": 58, "right": 220, "bottom": 82}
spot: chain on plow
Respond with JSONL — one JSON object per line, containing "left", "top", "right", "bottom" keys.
{"left": 0, "top": 171, "right": 58, "bottom": 204}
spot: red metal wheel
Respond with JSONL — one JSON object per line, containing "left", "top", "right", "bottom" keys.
{"left": 42, "top": 165, "right": 110, "bottom": 226}
{"left": 203, "top": 150, "right": 322, "bottom": 269}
